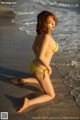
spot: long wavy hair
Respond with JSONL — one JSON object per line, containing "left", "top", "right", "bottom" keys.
{"left": 36, "top": 10, "right": 58, "bottom": 35}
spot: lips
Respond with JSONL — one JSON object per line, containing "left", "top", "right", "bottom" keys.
{"left": 52, "top": 27, "right": 54, "bottom": 28}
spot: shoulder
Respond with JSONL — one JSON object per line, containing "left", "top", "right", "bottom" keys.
{"left": 43, "top": 34, "right": 51, "bottom": 42}
{"left": 44, "top": 34, "right": 51, "bottom": 38}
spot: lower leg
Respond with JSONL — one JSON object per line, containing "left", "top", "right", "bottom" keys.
{"left": 29, "top": 93, "right": 55, "bottom": 106}
{"left": 11, "top": 78, "right": 39, "bottom": 84}
{"left": 22, "top": 78, "right": 39, "bottom": 84}
{"left": 17, "top": 93, "right": 55, "bottom": 113}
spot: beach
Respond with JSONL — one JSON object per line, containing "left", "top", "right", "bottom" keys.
{"left": 0, "top": 3, "right": 80, "bottom": 120}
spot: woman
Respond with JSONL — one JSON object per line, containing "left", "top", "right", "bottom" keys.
{"left": 11, "top": 10, "right": 59, "bottom": 113}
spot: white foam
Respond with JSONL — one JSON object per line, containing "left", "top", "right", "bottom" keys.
{"left": 19, "top": 24, "right": 36, "bottom": 31}
{"left": 26, "top": 30, "right": 36, "bottom": 36}
{"left": 71, "top": 61, "right": 79, "bottom": 68}
{"left": 70, "top": 88, "right": 80, "bottom": 106}
{"left": 1, "top": 2, "right": 17, "bottom": 5}
{"left": 15, "top": 11, "right": 36, "bottom": 15}
{"left": 24, "top": 22, "right": 36, "bottom": 25}
{"left": 12, "top": 16, "right": 36, "bottom": 24}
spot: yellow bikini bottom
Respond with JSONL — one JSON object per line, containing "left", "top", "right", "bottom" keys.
{"left": 30, "top": 62, "right": 47, "bottom": 80}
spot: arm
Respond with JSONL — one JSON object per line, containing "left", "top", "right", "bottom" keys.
{"left": 39, "top": 35, "right": 52, "bottom": 75}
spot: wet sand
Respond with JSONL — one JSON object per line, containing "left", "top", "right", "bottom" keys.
{"left": 0, "top": 4, "right": 80, "bottom": 120}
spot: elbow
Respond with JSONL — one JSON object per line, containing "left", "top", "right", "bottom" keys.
{"left": 39, "top": 55, "right": 44, "bottom": 61}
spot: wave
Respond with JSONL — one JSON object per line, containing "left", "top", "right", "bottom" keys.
{"left": 12, "top": 16, "right": 36, "bottom": 24}
{"left": 1, "top": 1, "right": 17, "bottom": 5}
{"left": 54, "top": 59, "right": 80, "bottom": 106}
{"left": 30, "top": 0, "right": 80, "bottom": 8}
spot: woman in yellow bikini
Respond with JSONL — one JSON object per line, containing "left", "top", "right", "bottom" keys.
{"left": 11, "top": 10, "right": 59, "bottom": 113}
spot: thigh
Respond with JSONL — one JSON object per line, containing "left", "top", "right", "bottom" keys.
{"left": 22, "top": 77, "right": 39, "bottom": 83}
{"left": 34, "top": 71, "right": 55, "bottom": 96}
{"left": 33, "top": 69, "right": 45, "bottom": 81}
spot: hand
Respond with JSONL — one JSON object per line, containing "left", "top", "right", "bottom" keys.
{"left": 48, "top": 66, "right": 52, "bottom": 76}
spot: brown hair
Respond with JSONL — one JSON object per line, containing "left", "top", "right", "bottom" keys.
{"left": 36, "top": 10, "right": 58, "bottom": 34}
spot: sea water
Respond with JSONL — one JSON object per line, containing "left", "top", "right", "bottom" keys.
{"left": 3, "top": 0, "right": 80, "bottom": 106}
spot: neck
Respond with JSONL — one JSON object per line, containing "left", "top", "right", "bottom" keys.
{"left": 47, "top": 31, "right": 51, "bottom": 35}
{"left": 47, "top": 29, "right": 51, "bottom": 34}
{"left": 40, "top": 31, "right": 51, "bottom": 35}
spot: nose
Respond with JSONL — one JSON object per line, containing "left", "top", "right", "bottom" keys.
{"left": 52, "top": 22, "right": 55, "bottom": 26}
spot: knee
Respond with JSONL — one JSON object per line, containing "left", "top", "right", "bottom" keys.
{"left": 51, "top": 93, "right": 55, "bottom": 99}
{"left": 49, "top": 92, "right": 55, "bottom": 99}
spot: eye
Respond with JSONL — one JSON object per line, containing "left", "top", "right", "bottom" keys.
{"left": 48, "top": 22, "right": 55, "bottom": 25}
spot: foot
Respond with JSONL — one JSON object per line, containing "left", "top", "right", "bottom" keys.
{"left": 17, "top": 98, "right": 29, "bottom": 113}
{"left": 11, "top": 79, "right": 24, "bottom": 85}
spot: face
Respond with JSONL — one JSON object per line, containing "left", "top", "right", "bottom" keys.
{"left": 46, "top": 16, "right": 55, "bottom": 32}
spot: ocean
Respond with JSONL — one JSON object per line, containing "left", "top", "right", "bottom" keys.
{"left": 1, "top": 0, "right": 80, "bottom": 106}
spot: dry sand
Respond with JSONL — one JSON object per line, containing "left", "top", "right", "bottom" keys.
{"left": 0, "top": 4, "right": 80, "bottom": 120}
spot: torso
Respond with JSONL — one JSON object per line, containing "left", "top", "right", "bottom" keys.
{"left": 33, "top": 33, "right": 57, "bottom": 68}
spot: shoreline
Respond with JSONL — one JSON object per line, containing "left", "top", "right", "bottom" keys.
{"left": 0, "top": 4, "right": 80, "bottom": 119}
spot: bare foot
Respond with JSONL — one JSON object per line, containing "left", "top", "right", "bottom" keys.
{"left": 11, "top": 79, "right": 24, "bottom": 85}
{"left": 17, "top": 98, "right": 29, "bottom": 113}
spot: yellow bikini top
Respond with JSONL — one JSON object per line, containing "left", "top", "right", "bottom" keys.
{"left": 46, "top": 42, "right": 59, "bottom": 55}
